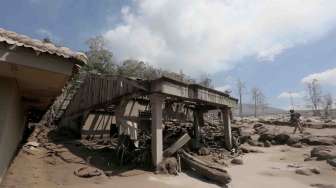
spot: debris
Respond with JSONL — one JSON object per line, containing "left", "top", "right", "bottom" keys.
{"left": 74, "top": 166, "right": 102, "bottom": 178}
{"left": 198, "top": 147, "right": 211, "bottom": 156}
{"left": 180, "top": 150, "right": 231, "bottom": 185}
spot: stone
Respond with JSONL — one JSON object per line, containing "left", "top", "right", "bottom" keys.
{"left": 310, "top": 168, "right": 320, "bottom": 174}
{"left": 231, "top": 158, "right": 243, "bottom": 165}
{"left": 74, "top": 166, "right": 102, "bottom": 178}
{"left": 302, "top": 136, "right": 336, "bottom": 146}
{"left": 311, "top": 146, "right": 336, "bottom": 160}
{"left": 326, "top": 158, "right": 336, "bottom": 167}
{"left": 295, "top": 168, "right": 312, "bottom": 176}
{"left": 157, "top": 157, "right": 178, "bottom": 175}
{"left": 274, "top": 133, "right": 290, "bottom": 145}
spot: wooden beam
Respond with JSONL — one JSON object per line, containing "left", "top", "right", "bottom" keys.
{"left": 163, "top": 133, "right": 191, "bottom": 157}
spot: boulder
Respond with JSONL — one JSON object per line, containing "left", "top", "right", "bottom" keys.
{"left": 311, "top": 146, "right": 336, "bottom": 160}
{"left": 274, "top": 133, "right": 290, "bottom": 145}
{"left": 302, "top": 136, "right": 336, "bottom": 146}
{"left": 326, "top": 158, "right": 336, "bottom": 167}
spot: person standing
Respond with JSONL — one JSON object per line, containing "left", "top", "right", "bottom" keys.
{"left": 289, "top": 109, "right": 303, "bottom": 134}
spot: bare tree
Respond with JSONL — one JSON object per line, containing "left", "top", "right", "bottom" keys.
{"left": 236, "top": 79, "right": 246, "bottom": 117}
{"left": 306, "top": 79, "right": 322, "bottom": 116}
{"left": 251, "top": 87, "right": 264, "bottom": 117}
{"left": 322, "top": 93, "right": 333, "bottom": 117}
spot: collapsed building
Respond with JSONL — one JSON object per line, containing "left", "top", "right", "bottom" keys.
{"left": 57, "top": 74, "right": 238, "bottom": 168}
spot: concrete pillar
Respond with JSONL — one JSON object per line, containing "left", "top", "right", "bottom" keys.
{"left": 192, "top": 108, "right": 204, "bottom": 149}
{"left": 150, "top": 94, "right": 164, "bottom": 167}
{"left": 221, "top": 108, "right": 232, "bottom": 150}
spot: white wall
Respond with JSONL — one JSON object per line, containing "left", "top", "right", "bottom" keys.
{"left": 0, "top": 77, "right": 25, "bottom": 183}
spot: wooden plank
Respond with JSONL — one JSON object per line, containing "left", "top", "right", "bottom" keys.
{"left": 163, "top": 133, "right": 191, "bottom": 157}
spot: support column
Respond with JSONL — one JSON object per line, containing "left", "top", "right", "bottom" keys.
{"left": 192, "top": 108, "right": 205, "bottom": 149}
{"left": 221, "top": 108, "right": 232, "bottom": 150}
{"left": 150, "top": 94, "right": 164, "bottom": 167}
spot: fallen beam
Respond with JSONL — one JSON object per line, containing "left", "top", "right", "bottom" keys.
{"left": 180, "top": 150, "right": 231, "bottom": 185}
{"left": 163, "top": 133, "right": 191, "bottom": 157}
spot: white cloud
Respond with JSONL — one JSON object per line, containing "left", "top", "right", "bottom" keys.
{"left": 301, "top": 68, "right": 336, "bottom": 86}
{"left": 104, "top": 0, "right": 336, "bottom": 75}
{"left": 278, "top": 91, "right": 304, "bottom": 99}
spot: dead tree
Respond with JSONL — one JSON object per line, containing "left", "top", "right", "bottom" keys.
{"left": 251, "top": 87, "right": 265, "bottom": 117}
{"left": 306, "top": 79, "right": 322, "bottom": 116}
{"left": 236, "top": 79, "right": 245, "bottom": 117}
{"left": 323, "top": 93, "right": 333, "bottom": 118}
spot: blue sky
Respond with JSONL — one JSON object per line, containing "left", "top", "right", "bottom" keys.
{"left": 1, "top": 0, "right": 336, "bottom": 109}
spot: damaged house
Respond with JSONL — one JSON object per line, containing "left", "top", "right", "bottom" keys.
{"left": 58, "top": 74, "right": 238, "bottom": 171}
{"left": 0, "top": 28, "right": 87, "bottom": 182}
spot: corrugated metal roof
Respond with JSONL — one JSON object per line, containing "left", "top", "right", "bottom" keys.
{"left": 0, "top": 28, "right": 87, "bottom": 64}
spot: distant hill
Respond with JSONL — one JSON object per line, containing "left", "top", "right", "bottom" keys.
{"left": 232, "top": 103, "right": 286, "bottom": 117}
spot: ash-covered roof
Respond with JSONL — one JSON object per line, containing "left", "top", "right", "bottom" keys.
{"left": 0, "top": 28, "right": 87, "bottom": 65}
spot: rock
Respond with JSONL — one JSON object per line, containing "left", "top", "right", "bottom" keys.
{"left": 295, "top": 168, "right": 312, "bottom": 176}
{"left": 74, "top": 166, "right": 102, "bottom": 178}
{"left": 302, "top": 136, "right": 336, "bottom": 146}
{"left": 287, "top": 135, "right": 302, "bottom": 145}
{"left": 231, "top": 158, "right": 243, "bottom": 165}
{"left": 198, "top": 147, "right": 211, "bottom": 156}
{"left": 274, "top": 133, "right": 290, "bottom": 145}
{"left": 310, "top": 168, "right": 320, "bottom": 174}
{"left": 326, "top": 158, "right": 336, "bottom": 167}
{"left": 158, "top": 157, "right": 178, "bottom": 175}
{"left": 311, "top": 146, "right": 336, "bottom": 160}
{"left": 311, "top": 184, "right": 336, "bottom": 188}
{"left": 258, "top": 133, "right": 276, "bottom": 143}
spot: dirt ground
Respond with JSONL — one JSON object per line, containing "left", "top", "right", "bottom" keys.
{"left": 1, "top": 124, "right": 335, "bottom": 188}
